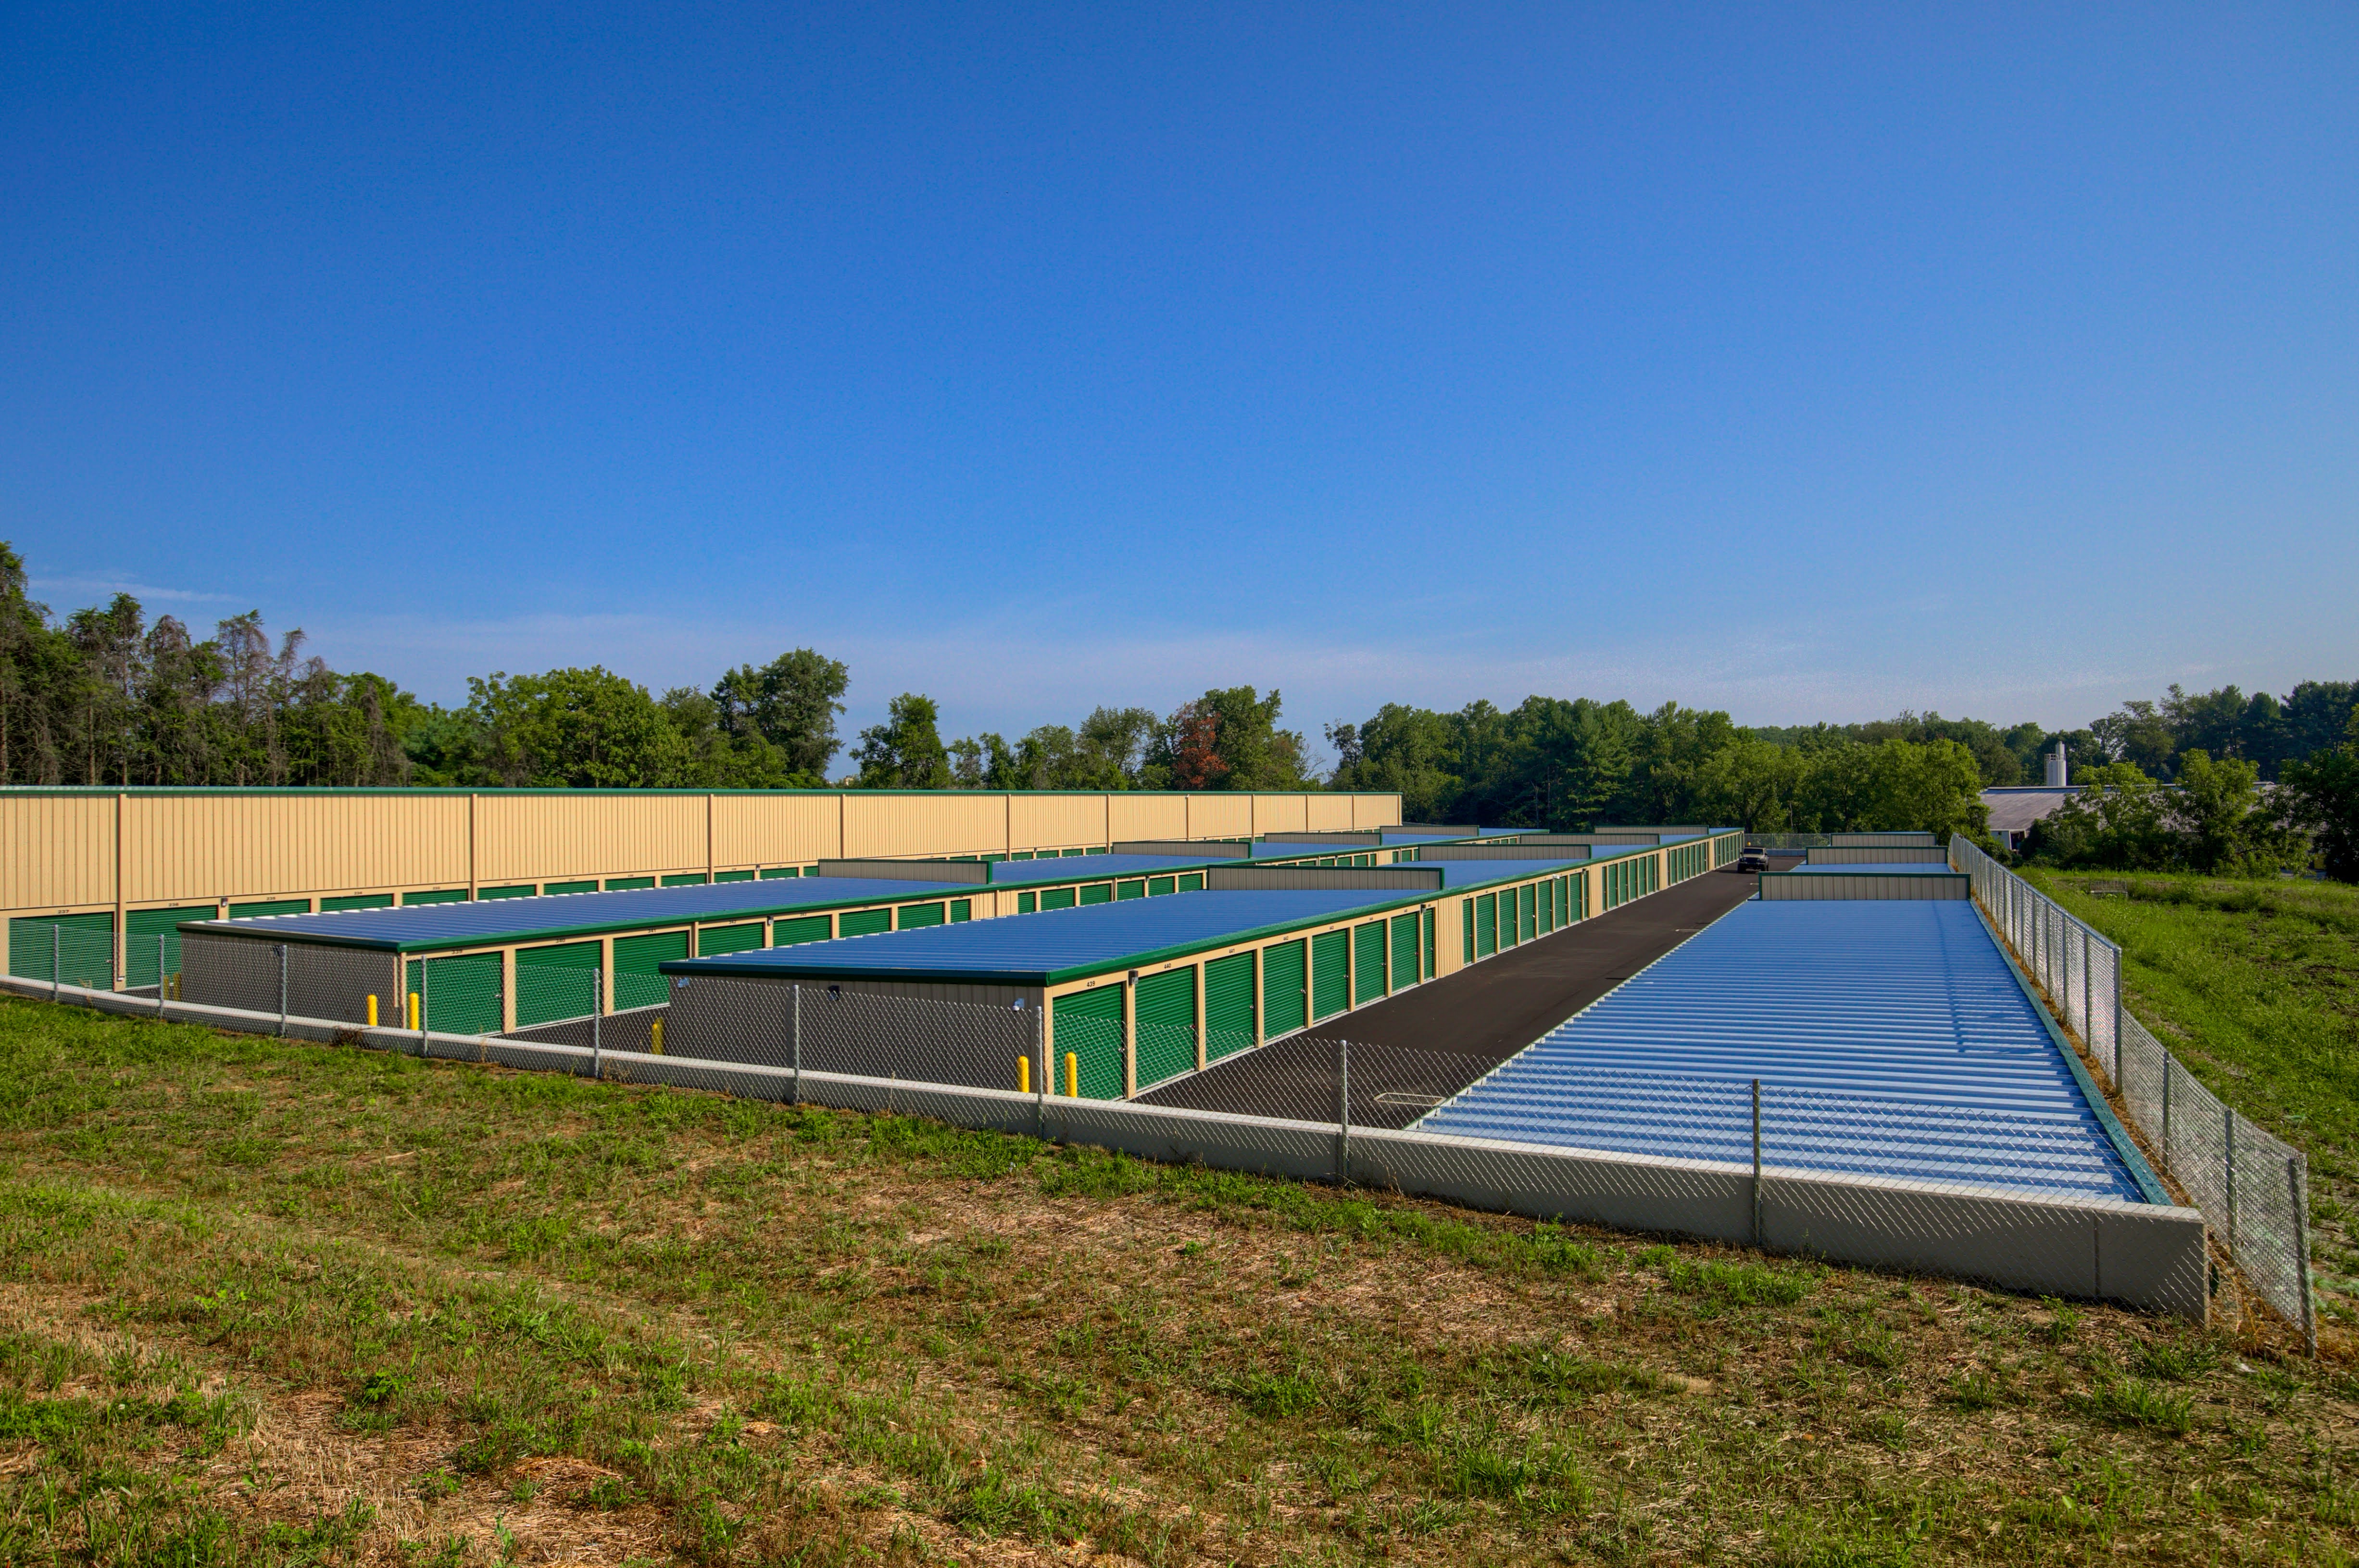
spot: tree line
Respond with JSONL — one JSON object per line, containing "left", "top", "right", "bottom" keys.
{"left": 3, "top": 542, "right": 2351, "bottom": 875}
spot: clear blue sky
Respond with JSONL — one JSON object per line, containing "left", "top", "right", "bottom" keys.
{"left": 5, "top": 3, "right": 2354, "bottom": 756}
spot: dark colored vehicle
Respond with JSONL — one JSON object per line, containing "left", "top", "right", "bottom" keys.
{"left": 1735, "top": 848, "right": 1771, "bottom": 873}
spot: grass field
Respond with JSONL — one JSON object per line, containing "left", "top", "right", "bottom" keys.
{"left": 3, "top": 995, "right": 2358, "bottom": 1567}
{"left": 2025, "top": 871, "right": 2359, "bottom": 1337}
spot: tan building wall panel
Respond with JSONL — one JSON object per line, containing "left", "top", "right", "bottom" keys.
{"left": 711, "top": 792, "right": 846, "bottom": 868}
{"left": 475, "top": 791, "right": 707, "bottom": 884}
{"left": 1106, "top": 794, "right": 1189, "bottom": 842}
{"left": 847, "top": 792, "right": 1015, "bottom": 859}
{"left": 1005, "top": 794, "right": 1113, "bottom": 853}
{"left": 0, "top": 793, "right": 114, "bottom": 912}
{"left": 125, "top": 792, "right": 470, "bottom": 905}
{"left": 1181, "top": 794, "right": 1254, "bottom": 840}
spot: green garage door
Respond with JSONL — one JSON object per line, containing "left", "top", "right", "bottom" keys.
{"left": 839, "top": 907, "right": 891, "bottom": 938}
{"left": 1422, "top": 908, "right": 1436, "bottom": 977}
{"left": 10, "top": 913, "right": 113, "bottom": 987}
{"left": 613, "top": 930, "right": 689, "bottom": 1011}
{"left": 662, "top": 873, "right": 709, "bottom": 887}
{"left": 1311, "top": 929, "right": 1349, "bottom": 1021}
{"left": 1079, "top": 883, "right": 1113, "bottom": 905}
{"left": 127, "top": 905, "right": 214, "bottom": 989}
{"left": 1520, "top": 883, "right": 1536, "bottom": 943}
{"left": 1263, "top": 940, "right": 1307, "bottom": 1038}
{"left": 541, "top": 880, "right": 598, "bottom": 896}
{"left": 403, "top": 889, "right": 468, "bottom": 905}
{"left": 603, "top": 877, "right": 654, "bottom": 891}
{"left": 1177, "top": 873, "right": 1204, "bottom": 891}
{"left": 1040, "top": 887, "right": 1077, "bottom": 911}
{"left": 1053, "top": 985, "right": 1125, "bottom": 1100}
{"left": 230, "top": 898, "right": 310, "bottom": 919}
{"left": 772, "top": 914, "right": 831, "bottom": 946}
{"left": 1134, "top": 967, "right": 1196, "bottom": 1089}
{"left": 950, "top": 900, "right": 972, "bottom": 922}
{"left": 1353, "top": 922, "right": 1387, "bottom": 1006}
{"left": 699, "top": 921, "right": 766, "bottom": 956}
{"left": 1147, "top": 877, "right": 1175, "bottom": 896}
{"left": 1477, "top": 894, "right": 1497, "bottom": 957}
{"left": 1389, "top": 914, "right": 1419, "bottom": 991}
{"left": 514, "top": 941, "right": 600, "bottom": 1028}
{"left": 480, "top": 885, "right": 536, "bottom": 901}
{"left": 403, "top": 951, "right": 503, "bottom": 1036}
{"left": 320, "top": 893, "right": 396, "bottom": 912}
{"left": 1117, "top": 880, "right": 1146, "bottom": 901}
{"left": 1204, "top": 951, "right": 1256, "bottom": 1060}
{"left": 715, "top": 870, "right": 754, "bottom": 883}
{"left": 896, "top": 903, "right": 946, "bottom": 929}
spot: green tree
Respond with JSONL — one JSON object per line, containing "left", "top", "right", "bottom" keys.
{"left": 2282, "top": 711, "right": 2359, "bottom": 882}
{"left": 2169, "top": 749, "right": 2299, "bottom": 873}
{"left": 2024, "top": 763, "right": 2177, "bottom": 869}
{"left": 1151, "top": 687, "right": 1308, "bottom": 790}
{"left": 711, "top": 649, "right": 849, "bottom": 778}
{"left": 660, "top": 686, "right": 816, "bottom": 788}
{"left": 853, "top": 693, "right": 952, "bottom": 788}
{"left": 468, "top": 667, "right": 687, "bottom": 788}
{"left": 1328, "top": 704, "right": 1462, "bottom": 821}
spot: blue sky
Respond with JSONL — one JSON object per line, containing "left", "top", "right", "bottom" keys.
{"left": 5, "top": 3, "right": 2354, "bottom": 757}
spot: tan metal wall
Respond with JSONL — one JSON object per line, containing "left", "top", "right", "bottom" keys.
{"left": 1, "top": 788, "right": 1397, "bottom": 924}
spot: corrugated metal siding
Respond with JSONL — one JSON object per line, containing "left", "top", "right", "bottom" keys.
{"left": 1806, "top": 845, "right": 1951, "bottom": 865}
{"left": 1418, "top": 902, "right": 2144, "bottom": 1202}
{"left": 1134, "top": 966, "right": 1197, "bottom": 1088}
{"left": 1832, "top": 832, "right": 1938, "bottom": 847}
{"left": 1759, "top": 873, "right": 1970, "bottom": 901}
{"left": 1205, "top": 950, "right": 1255, "bottom": 1058}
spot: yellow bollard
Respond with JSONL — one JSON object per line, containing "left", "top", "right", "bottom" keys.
{"left": 1064, "top": 1051, "right": 1078, "bottom": 1097}
{"left": 366, "top": 994, "right": 378, "bottom": 1028}
{"left": 651, "top": 1017, "right": 665, "bottom": 1055}
{"left": 1017, "top": 1054, "right": 1030, "bottom": 1093}
{"left": 407, "top": 991, "right": 421, "bottom": 1030}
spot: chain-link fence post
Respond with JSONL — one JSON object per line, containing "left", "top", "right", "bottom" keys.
{"left": 157, "top": 934, "right": 169, "bottom": 1018}
{"left": 2291, "top": 1155, "right": 2316, "bottom": 1355}
{"left": 1751, "top": 1078, "right": 1763, "bottom": 1248}
{"left": 790, "top": 982, "right": 802, "bottom": 1104}
{"left": 590, "top": 965, "right": 603, "bottom": 1080}
{"left": 1032, "top": 1000, "right": 1046, "bottom": 1142}
{"left": 2225, "top": 1107, "right": 2238, "bottom": 1261}
{"left": 276, "top": 944, "right": 289, "bottom": 1038}
{"left": 420, "top": 961, "right": 430, "bottom": 1056}
{"left": 1337, "top": 1037, "right": 1351, "bottom": 1187}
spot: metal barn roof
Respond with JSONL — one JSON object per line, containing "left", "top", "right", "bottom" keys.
{"left": 664, "top": 888, "right": 1426, "bottom": 986}
{"left": 181, "top": 875, "right": 976, "bottom": 953}
{"left": 985, "top": 853, "right": 1224, "bottom": 885}
{"left": 1415, "top": 901, "right": 2158, "bottom": 1204}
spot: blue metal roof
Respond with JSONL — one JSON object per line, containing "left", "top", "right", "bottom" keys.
{"left": 1792, "top": 862, "right": 1960, "bottom": 875}
{"left": 664, "top": 888, "right": 1421, "bottom": 985}
{"left": 987, "top": 853, "right": 1223, "bottom": 885}
{"left": 1416, "top": 902, "right": 2155, "bottom": 1204}
{"left": 184, "top": 875, "right": 973, "bottom": 953}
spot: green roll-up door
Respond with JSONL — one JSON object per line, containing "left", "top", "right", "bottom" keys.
{"left": 839, "top": 907, "right": 891, "bottom": 938}
{"left": 760, "top": 866, "right": 800, "bottom": 879}
{"left": 950, "top": 899, "right": 972, "bottom": 922}
{"left": 1040, "top": 887, "right": 1076, "bottom": 911}
{"left": 1117, "top": 880, "right": 1146, "bottom": 901}
{"left": 715, "top": 869, "right": 754, "bottom": 883}
{"left": 1422, "top": 908, "right": 1436, "bottom": 976}
{"left": 320, "top": 893, "right": 396, "bottom": 912}
{"left": 230, "top": 898, "right": 311, "bottom": 919}
{"left": 1052, "top": 985, "right": 1125, "bottom": 1100}
{"left": 1009, "top": 851, "right": 1034, "bottom": 860}
{"left": 403, "top": 951, "right": 504, "bottom": 1035}
{"left": 1079, "top": 883, "right": 1113, "bottom": 905}
{"left": 602, "top": 877, "right": 655, "bottom": 891}
{"left": 1462, "top": 900, "right": 1475, "bottom": 966}
{"left": 1177, "top": 873, "right": 1204, "bottom": 891}
{"left": 1539, "top": 880, "right": 1555, "bottom": 935}
{"left": 1263, "top": 939, "right": 1307, "bottom": 1037}
{"left": 1017, "top": 891, "right": 1038, "bottom": 914}
{"left": 1311, "top": 929, "right": 1349, "bottom": 1020}
{"left": 699, "top": 921, "right": 766, "bottom": 956}
{"left": 1520, "top": 883, "right": 1536, "bottom": 943}
{"left": 1134, "top": 967, "right": 1196, "bottom": 1089}
{"left": 11, "top": 913, "right": 114, "bottom": 986}
{"left": 126, "top": 905, "right": 213, "bottom": 988}
{"left": 1064, "top": 848, "right": 1090, "bottom": 857}
{"left": 1147, "top": 877, "right": 1174, "bottom": 896}
{"left": 1389, "top": 914, "right": 1418, "bottom": 990}
{"left": 541, "top": 880, "right": 598, "bottom": 896}
{"left": 772, "top": 914, "right": 831, "bottom": 946}
{"left": 1204, "top": 951, "right": 1256, "bottom": 1059}
{"left": 662, "top": 873, "right": 709, "bottom": 888}
{"left": 1476, "top": 894, "right": 1497, "bottom": 957}
{"left": 897, "top": 902, "right": 946, "bottom": 929}
{"left": 612, "top": 930, "right": 689, "bottom": 1010}
{"left": 1353, "top": 922, "right": 1386, "bottom": 1005}
{"left": 514, "top": 941, "right": 600, "bottom": 1028}
{"left": 404, "top": 889, "right": 469, "bottom": 905}
{"left": 480, "top": 884, "right": 536, "bottom": 900}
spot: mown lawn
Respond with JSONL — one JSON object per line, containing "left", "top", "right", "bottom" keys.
{"left": 1, "top": 994, "right": 2356, "bottom": 1566}
{"left": 2028, "top": 872, "right": 2359, "bottom": 1328}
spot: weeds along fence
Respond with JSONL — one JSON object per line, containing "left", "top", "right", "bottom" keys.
{"left": 3, "top": 962, "right": 2208, "bottom": 1318}
{"left": 1948, "top": 837, "right": 2315, "bottom": 1347}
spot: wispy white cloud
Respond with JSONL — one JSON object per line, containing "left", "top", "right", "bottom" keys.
{"left": 28, "top": 575, "right": 234, "bottom": 605}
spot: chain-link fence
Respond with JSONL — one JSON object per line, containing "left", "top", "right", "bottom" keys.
{"left": 1746, "top": 834, "right": 1833, "bottom": 852}
{"left": 1949, "top": 837, "right": 2314, "bottom": 1346}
